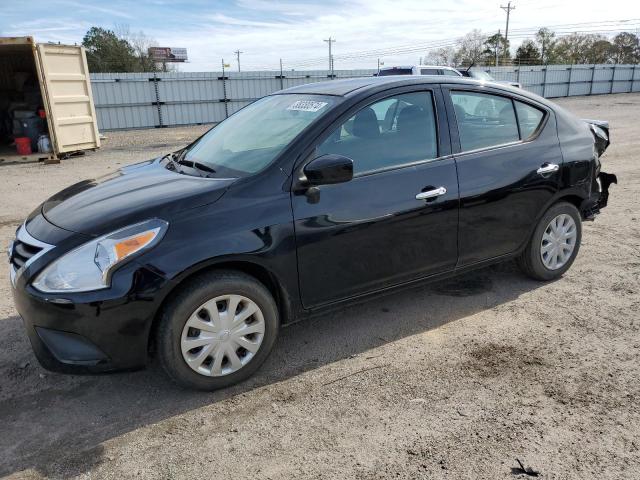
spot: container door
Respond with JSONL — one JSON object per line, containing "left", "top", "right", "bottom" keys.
{"left": 35, "top": 43, "right": 100, "bottom": 154}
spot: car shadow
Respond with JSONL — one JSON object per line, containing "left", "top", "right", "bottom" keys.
{"left": 0, "top": 261, "right": 546, "bottom": 477}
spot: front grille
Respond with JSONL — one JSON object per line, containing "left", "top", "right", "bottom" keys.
{"left": 9, "top": 224, "right": 54, "bottom": 288}
{"left": 10, "top": 239, "right": 43, "bottom": 271}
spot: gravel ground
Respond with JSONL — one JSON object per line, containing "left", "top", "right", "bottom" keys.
{"left": 0, "top": 94, "right": 638, "bottom": 480}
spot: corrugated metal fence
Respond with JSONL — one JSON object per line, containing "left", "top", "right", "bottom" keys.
{"left": 90, "top": 64, "right": 639, "bottom": 131}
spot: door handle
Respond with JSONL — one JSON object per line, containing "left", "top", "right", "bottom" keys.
{"left": 536, "top": 163, "right": 559, "bottom": 175}
{"left": 415, "top": 186, "right": 447, "bottom": 200}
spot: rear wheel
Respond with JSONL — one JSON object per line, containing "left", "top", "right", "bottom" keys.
{"left": 156, "top": 270, "right": 279, "bottom": 390}
{"left": 517, "top": 201, "right": 582, "bottom": 281}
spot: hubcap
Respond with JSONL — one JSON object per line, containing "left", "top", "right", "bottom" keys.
{"left": 540, "top": 213, "right": 577, "bottom": 270}
{"left": 180, "top": 294, "right": 265, "bottom": 377}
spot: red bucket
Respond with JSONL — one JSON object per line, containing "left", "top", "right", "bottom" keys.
{"left": 15, "top": 137, "right": 32, "bottom": 155}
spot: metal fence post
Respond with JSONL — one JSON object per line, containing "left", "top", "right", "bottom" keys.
{"left": 151, "top": 71, "right": 164, "bottom": 128}
{"left": 542, "top": 66, "right": 548, "bottom": 98}
{"left": 589, "top": 65, "right": 596, "bottom": 95}
{"left": 221, "top": 60, "right": 229, "bottom": 119}
{"left": 630, "top": 64, "right": 636, "bottom": 93}
{"left": 610, "top": 64, "right": 616, "bottom": 94}
{"left": 567, "top": 65, "right": 573, "bottom": 97}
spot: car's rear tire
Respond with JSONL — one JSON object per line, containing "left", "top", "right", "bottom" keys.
{"left": 156, "top": 270, "right": 279, "bottom": 391}
{"left": 517, "top": 201, "right": 582, "bottom": 281}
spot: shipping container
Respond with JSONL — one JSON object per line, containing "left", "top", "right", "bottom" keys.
{"left": 0, "top": 36, "right": 100, "bottom": 164}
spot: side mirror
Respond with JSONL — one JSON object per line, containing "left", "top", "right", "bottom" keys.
{"left": 303, "top": 154, "right": 353, "bottom": 186}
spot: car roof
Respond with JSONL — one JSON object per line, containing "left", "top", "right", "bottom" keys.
{"left": 276, "top": 75, "right": 513, "bottom": 97}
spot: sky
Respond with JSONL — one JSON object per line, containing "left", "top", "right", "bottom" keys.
{"left": 1, "top": 0, "right": 639, "bottom": 71}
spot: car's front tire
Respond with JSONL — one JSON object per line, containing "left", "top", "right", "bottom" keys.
{"left": 517, "top": 201, "right": 582, "bottom": 281}
{"left": 156, "top": 270, "right": 279, "bottom": 391}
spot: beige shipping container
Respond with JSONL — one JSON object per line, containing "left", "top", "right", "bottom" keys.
{"left": 0, "top": 36, "right": 100, "bottom": 163}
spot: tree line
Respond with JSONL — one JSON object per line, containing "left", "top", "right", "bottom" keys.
{"left": 82, "top": 26, "right": 163, "bottom": 73}
{"left": 424, "top": 29, "right": 640, "bottom": 67}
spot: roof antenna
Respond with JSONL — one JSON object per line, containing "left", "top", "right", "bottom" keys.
{"left": 465, "top": 61, "right": 475, "bottom": 73}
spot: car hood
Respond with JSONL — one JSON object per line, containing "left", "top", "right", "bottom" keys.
{"left": 41, "top": 159, "right": 235, "bottom": 236}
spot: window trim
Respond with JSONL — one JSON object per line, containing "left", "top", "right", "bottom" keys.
{"left": 294, "top": 86, "right": 448, "bottom": 180}
{"left": 445, "top": 87, "right": 550, "bottom": 156}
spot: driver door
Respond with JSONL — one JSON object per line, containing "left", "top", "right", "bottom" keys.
{"left": 292, "top": 88, "right": 459, "bottom": 308}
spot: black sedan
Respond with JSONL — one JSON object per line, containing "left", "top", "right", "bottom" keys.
{"left": 9, "top": 76, "right": 615, "bottom": 390}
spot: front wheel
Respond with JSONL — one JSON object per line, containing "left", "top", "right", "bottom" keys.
{"left": 156, "top": 270, "right": 279, "bottom": 391}
{"left": 517, "top": 201, "right": 582, "bottom": 281}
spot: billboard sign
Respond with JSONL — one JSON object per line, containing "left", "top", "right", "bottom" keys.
{"left": 148, "top": 47, "right": 188, "bottom": 62}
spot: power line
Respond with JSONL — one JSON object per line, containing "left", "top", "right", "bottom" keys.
{"left": 238, "top": 20, "right": 640, "bottom": 70}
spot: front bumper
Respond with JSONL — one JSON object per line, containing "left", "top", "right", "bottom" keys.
{"left": 10, "top": 221, "right": 172, "bottom": 373}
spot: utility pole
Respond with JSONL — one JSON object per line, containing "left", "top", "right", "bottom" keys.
{"left": 495, "top": 29, "right": 500, "bottom": 67}
{"left": 500, "top": 1, "right": 515, "bottom": 64}
{"left": 323, "top": 36, "right": 336, "bottom": 75}
{"left": 234, "top": 50, "right": 243, "bottom": 72}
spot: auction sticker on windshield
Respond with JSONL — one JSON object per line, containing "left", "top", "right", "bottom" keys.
{"left": 287, "top": 100, "right": 328, "bottom": 112}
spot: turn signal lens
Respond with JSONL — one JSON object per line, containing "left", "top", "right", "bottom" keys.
{"left": 114, "top": 231, "right": 156, "bottom": 260}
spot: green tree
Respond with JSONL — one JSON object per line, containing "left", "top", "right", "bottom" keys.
{"left": 82, "top": 27, "right": 137, "bottom": 72}
{"left": 611, "top": 32, "right": 640, "bottom": 63}
{"left": 82, "top": 26, "right": 160, "bottom": 73}
{"left": 534, "top": 28, "right": 556, "bottom": 64}
{"left": 587, "top": 39, "right": 615, "bottom": 64}
{"left": 482, "top": 33, "right": 509, "bottom": 66}
{"left": 515, "top": 40, "right": 541, "bottom": 65}
{"left": 553, "top": 33, "right": 608, "bottom": 64}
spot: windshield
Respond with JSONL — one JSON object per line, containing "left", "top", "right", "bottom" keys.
{"left": 181, "top": 94, "right": 336, "bottom": 177}
{"left": 471, "top": 70, "right": 495, "bottom": 81}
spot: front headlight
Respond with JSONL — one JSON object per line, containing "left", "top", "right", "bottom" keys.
{"left": 32, "top": 219, "right": 168, "bottom": 293}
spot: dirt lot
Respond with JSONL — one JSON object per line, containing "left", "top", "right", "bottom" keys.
{"left": 0, "top": 93, "right": 638, "bottom": 480}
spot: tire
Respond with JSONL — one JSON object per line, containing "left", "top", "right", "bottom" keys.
{"left": 517, "top": 201, "right": 582, "bottom": 281}
{"left": 156, "top": 270, "right": 279, "bottom": 391}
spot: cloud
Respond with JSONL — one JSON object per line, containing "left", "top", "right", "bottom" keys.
{"left": 2, "top": 0, "right": 639, "bottom": 71}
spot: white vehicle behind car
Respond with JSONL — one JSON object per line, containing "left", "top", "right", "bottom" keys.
{"left": 376, "top": 64, "right": 521, "bottom": 88}
{"left": 377, "top": 65, "right": 462, "bottom": 77}
{"left": 459, "top": 68, "right": 522, "bottom": 88}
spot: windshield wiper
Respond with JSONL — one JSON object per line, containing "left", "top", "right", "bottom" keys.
{"left": 162, "top": 152, "right": 183, "bottom": 173}
{"left": 163, "top": 149, "right": 216, "bottom": 178}
{"left": 176, "top": 158, "right": 216, "bottom": 178}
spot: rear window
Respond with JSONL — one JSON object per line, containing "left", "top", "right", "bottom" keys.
{"left": 515, "top": 101, "right": 545, "bottom": 139}
{"left": 378, "top": 68, "right": 413, "bottom": 76}
{"left": 450, "top": 91, "right": 520, "bottom": 151}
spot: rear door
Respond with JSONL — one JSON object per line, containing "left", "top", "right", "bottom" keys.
{"left": 443, "top": 86, "right": 561, "bottom": 265}
{"left": 292, "top": 87, "right": 459, "bottom": 308}
{"left": 35, "top": 43, "right": 100, "bottom": 154}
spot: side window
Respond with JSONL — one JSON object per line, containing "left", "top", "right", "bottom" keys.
{"left": 442, "top": 69, "right": 460, "bottom": 77}
{"left": 420, "top": 68, "right": 440, "bottom": 75}
{"left": 450, "top": 91, "right": 519, "bottom": 151}
{"left": 515, "top": 101, "right": 545, "bottom": 139}
{"left": 317, "top": 92, "right": 438, "bottom": 175}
